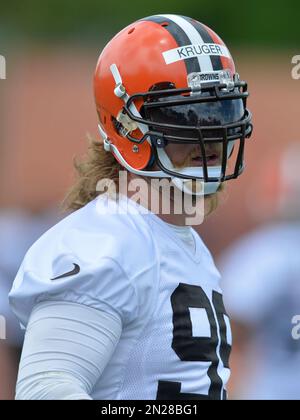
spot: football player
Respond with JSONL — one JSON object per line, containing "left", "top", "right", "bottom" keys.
{"left": 9, "top": 14, "right": 253, "bottom": 400}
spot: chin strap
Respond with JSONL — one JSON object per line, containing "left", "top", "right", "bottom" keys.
{"left": 98, "top": 124, "right": 169, "bottom": 178}
{"left": 99, "top": 123, "right": 220, "bottom": 196}
{"left": 99, "top": 63, "right": 226, "bottom": 196}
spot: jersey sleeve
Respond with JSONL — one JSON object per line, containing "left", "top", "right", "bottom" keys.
{"left": 10, "top": 256, "right": 137, "bottom": 329}
{"left": 9, "top": 200, "right": 158, "bottom": 328}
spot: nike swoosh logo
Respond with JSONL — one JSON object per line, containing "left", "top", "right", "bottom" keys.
{"left": 51, "top": 263, "right": 80, "bottom": 280}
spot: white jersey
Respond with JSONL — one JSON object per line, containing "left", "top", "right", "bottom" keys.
{"left": 10, "top": 195, "right": 231, "bottom": 400}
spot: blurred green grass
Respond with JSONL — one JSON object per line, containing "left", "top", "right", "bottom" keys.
{"left": 0, "top": 0, "right": 299, "bottom": 47}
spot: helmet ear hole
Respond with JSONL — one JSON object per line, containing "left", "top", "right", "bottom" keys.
{"left": 99, "top": 110, "right": 109, "bottom": 128}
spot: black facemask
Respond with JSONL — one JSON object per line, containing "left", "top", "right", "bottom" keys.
{"left": 121, "top": 80, "right": 253, "bottom": 182}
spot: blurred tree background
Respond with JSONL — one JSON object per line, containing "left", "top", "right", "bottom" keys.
{"left": 0, "top": 0, "right": 299, "bottom": 48}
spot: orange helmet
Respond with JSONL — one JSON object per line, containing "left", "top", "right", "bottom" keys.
{"left": 94, "top": 14, "right": 253, "bottom": 195}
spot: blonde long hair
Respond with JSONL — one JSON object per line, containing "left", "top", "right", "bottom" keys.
{"left": 63, "top": 136, "right": 224, "bottom": 215}
{"left": 63, "top": 137, "right": 122, "bottom": 212}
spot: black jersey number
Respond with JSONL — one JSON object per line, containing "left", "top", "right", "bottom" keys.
{"left": 156, "top": 283, "right": 231, "bottom": 400}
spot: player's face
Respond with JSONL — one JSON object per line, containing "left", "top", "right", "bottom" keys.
{"left": 165, "top": 142, "right": 223, "bottom": 169}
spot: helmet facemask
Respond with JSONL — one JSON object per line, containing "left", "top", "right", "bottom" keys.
{"left": 120, "top": 76, "right": 252, "bottom": 195}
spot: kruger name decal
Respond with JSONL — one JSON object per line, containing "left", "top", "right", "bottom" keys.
{"left": 163, "top": 43, "right": 231, "bottom": 65}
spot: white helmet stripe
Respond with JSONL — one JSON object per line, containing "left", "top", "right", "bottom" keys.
{"left": 158, "top": 14, "right": 214, "bottom": 72}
